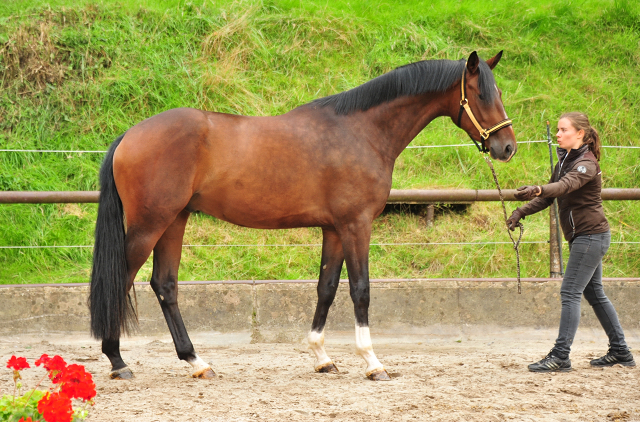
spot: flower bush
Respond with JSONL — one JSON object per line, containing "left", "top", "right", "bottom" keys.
{"left": 0, "top": 354, "right": 96, "bottom": 422}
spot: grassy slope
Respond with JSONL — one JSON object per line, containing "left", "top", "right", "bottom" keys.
{"left": 0, "top": 0, "right": 638, "bottom": 283}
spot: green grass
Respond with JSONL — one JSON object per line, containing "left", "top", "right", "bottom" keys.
{"left": 1, "top": 0, "right": 639, "bottom": 283}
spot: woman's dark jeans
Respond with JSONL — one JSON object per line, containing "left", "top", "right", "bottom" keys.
{"left": 553, "top": 231, "right": 629, "bottom": 357}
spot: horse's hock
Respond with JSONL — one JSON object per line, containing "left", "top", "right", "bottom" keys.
{"left": 1, "top": 280, "right": 639, "bottom": 340}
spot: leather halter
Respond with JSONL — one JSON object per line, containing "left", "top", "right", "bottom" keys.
{"left": 456, "top": 62, "right": 513, "bottom": 153}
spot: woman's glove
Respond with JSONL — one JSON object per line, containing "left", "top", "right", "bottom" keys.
{"left": 514, "top": 185, "right": 542, "bottom": 201}
{"left": 506, "top": 208, "right": 525, "bottom": 231}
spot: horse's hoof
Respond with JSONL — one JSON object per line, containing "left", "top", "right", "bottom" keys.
{"left": 315, "top": 362, "right": 339, "bottom": 374}
{"left": 367, "top": 368, "right": 391, "bottom": 381}
{"left": 192, "top": 367, "right": 217, "bottom": 379}
{"left": 109, "top": 366, "right": 134, "bottom": 380}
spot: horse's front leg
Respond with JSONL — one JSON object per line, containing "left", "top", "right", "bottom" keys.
{"left": 308, "top": 228, "right": 344, "bottom": 374}
{"left": 151, "top": 210, "right": 216, "bottom": 379}
{"left": 339, "top": 218, "right": 391, "bottom": 381}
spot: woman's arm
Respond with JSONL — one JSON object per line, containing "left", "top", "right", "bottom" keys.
{"left": 518, "top": 196, "right": 554, "bottom": 216}
{"left": 540, "top": 159, "right": 598, "bottom": 198}
{"left": 514, "top": 163, "right": 558, "bottom": 217}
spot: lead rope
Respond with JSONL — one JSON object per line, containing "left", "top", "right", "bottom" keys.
{"left": 483, "top": 154, "right": 524, "bottom": 294}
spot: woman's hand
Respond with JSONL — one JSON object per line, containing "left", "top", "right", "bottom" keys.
{"left": 514, "top": 185, "right": 542, "bottom": 200}
{"left": 506, "top": 208, "right": 525, "bottom": 231}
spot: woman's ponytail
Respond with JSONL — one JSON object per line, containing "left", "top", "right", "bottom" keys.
{"left": 584, "top": 125, "right": 601, "bottom": 161}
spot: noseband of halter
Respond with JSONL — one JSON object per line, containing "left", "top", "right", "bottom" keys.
{"left": 456, "top": 62, "right": 513, "bottom": 154}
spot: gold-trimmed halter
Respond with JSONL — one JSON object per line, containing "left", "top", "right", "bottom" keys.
{"left": 457, "top": 62, "right": 513, "bottom": 153}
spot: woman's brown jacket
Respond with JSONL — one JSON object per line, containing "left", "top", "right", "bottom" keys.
{"left": 516, "top": 144, "right": 609, "bottom": 242}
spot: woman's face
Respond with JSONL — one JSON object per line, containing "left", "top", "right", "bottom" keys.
{"left": 556, "top": 118, "right": 584, "bottom": 152}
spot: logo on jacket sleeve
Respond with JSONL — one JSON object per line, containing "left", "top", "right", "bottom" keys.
{"left": 577, "top": 165, "right": 587, "bottom": 173}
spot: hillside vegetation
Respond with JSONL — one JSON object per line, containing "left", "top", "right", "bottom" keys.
{"left": 1, "top": 0, "right": 639, "bottom": 283}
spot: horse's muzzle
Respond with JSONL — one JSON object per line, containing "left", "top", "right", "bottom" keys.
{"left": 491, "top": 140, "right": 517, "bottom": 162}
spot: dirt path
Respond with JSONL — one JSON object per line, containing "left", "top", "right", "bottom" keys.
{"left": 1, "top": 332, "right": 638, "bottom": 422}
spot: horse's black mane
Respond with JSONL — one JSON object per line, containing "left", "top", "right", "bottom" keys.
{"left": 312, "top": 58, "right": 497, "bottom": 115}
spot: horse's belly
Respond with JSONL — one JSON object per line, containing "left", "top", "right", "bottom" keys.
{"left": 192, "top": 193, "right": 330, "bottom": 229}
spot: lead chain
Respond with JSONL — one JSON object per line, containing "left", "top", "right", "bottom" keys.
{"left": 483, "top": 155, "right": 524, "bottom": 294}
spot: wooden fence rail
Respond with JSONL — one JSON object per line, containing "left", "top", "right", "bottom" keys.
{"left": 1, "top": 189, "right": 640, "bottom": 204}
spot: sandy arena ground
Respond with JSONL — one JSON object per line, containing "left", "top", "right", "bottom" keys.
{"left": 1, "top": 330, "right": 638, "bottom": 422}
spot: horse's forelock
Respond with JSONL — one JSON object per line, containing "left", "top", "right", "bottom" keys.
{"left": 477, "top": 59, "right": 498, "bottom": 104}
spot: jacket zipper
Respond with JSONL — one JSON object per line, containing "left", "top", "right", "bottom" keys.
{"left": 569, "top": 210, "right": 575, "bottom": 239}
{"left": 557, "top": 154, "right": 568, "bottom": 180}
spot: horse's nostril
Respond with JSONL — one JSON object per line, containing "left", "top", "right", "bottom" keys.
{"left": 505, "top": 144, "right": 513, "bottom": 155}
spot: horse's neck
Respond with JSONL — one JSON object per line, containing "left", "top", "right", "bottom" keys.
{"left": 358, "top": 91, "right": 454, "bottom": 163}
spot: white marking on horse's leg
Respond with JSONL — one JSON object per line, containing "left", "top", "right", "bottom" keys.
{"left": 308, "top": 329, "right": 333, "bottom": 370}
{"left": 187, "top": 354, "right": 212, "bottom": 375}
{"left": 109, "top": 366, "right": 134, "bottom": 380}
{"left": 355, "top": 324, "right": 384, "bottom": 375}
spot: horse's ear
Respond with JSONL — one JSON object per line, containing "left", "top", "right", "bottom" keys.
{"left": 466, "top": 51, "right": 480, "bottom": 74}
{"left": 485, "top": 50, "right": 503, "bottom": 70}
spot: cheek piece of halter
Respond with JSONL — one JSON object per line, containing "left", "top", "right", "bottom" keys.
{"left": 456, "top": 62, "right": 513, "bottom": 154}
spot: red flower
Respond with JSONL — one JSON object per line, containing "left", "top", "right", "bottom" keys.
{"left": 19, "top": 418, "right": 34, "bottom": 422}
{"left": 35, "top": 354, "right": 51, "bottom": 367}
{"left": 6, "top": 355, "right": 30, "bottom": 371}
{"left": 44, "top": 355, "right": 68, "bottom": 383}
{"left": 59, "top": 364, "right": 96, "bottom": 402}
{"left": 37, "top": 392, "right": 73, "bottom": 422}
{"left": 44, "top": 355, "right": 67, "bottom": 372}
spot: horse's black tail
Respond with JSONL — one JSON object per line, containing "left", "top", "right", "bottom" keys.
{"left": 89, "top": 133, "right": 137, "bottom": 340}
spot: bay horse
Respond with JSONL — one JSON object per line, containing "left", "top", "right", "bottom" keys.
{"left": 89, "top": 51, "right": 516, "bottom": 381}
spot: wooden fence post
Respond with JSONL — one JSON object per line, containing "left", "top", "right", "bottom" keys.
{"left": 549, "top": 201, "right": 563, "bottom": 278}
{"left": 425, "top": 204, "right": 434, "bottom": 226}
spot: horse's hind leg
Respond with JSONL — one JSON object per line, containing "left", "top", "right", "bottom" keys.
{"left": 150, "top": 209, "right": 216, "bottom": 379}
{"left": 102, "top": 338, "right": 131, "bottom": 379}
{"left": 308, "top": 228, "right": 344, "bottom": 374}
{"left": 103, "top": 226, "right": 167, "bottom": 380}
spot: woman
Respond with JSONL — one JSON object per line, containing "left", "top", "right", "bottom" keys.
{"left": 507, "top": 112, "right": 635, "bottom": 372}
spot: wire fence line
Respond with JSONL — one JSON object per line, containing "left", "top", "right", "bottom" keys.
{"left": 1, "top": 241, "right": 550, "bottom": 249}
{"left": 404, "top": 141, "right": 639, "bottom": 149}
{"left": 3, "top": 241, "right": 640, "bottom": 249}
{"left": 1, "top": 141, "right": 639, "bottom": 153}
{"left": 0, "top": 149, "right": 108, "bottom": 153}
